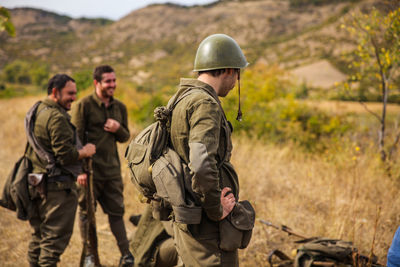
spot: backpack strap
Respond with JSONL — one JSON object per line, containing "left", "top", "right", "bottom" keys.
{"left": 170, "top": 88, "right": 202, "bottom": 110}
{"left": 24, "top": 101, "right": 59, "bottom": 176}
{"left": 154, "top": 88, "right": 202, "bottom": 124}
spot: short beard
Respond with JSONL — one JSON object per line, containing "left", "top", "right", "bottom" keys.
{"left": 101, "top": 87, "right": 113, "bottom": 98}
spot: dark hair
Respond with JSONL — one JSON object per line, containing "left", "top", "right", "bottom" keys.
{"left": 198, "top": 69, "right": 226, "bottom": 77}
{"left": 47, "top": 74, "right": 75, "bottom": 95}
{"left": 198, "top": 68, "right": 239, "bottom": 77}
{"left": 93, "top": 65, "right": 114, "bottom": 82}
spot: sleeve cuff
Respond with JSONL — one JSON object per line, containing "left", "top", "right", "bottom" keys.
{"left": 204, "top": 203, "right": 222, "bottom": 221}
{"left": 115, "top": 126, "right": 130, "bottom": 142}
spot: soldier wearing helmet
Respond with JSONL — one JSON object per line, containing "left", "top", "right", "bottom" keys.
{"left": 167, "top": 33, "right": 251, "bottom": 266}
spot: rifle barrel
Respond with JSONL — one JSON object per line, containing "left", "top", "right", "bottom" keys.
{"left": 259, "top": 219, "right": 307, "bottom": 239}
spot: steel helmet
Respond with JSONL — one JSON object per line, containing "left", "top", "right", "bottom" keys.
{"left": 193, "top": 34, "right": 249, "bottom": 72}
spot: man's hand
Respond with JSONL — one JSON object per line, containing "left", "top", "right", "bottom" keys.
{"left": 104, "top": 118, "right": 120, "bottom": 133}
{"left": 77, "top": 173, "right": 88, "bottom": 187}
{"left": 220, "top": 187, "right": 236, "bottom": 220}
{"left": 78, "top": 143, "right": 96, "bottom": 159}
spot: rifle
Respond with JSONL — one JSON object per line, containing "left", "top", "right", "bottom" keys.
{"left": 259, "top": 219, "right": 385, "bottom": 267}
{"left": 259, "top": 219, "right": 307, "bottom": 239}
{"left": 79, "top": 133, "right": 100, "bottom": 267}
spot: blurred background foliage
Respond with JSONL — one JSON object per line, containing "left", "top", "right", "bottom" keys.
{"left": 0, "top": 0, "right": 399, "bottom": 155}
{"left": 222, "top": 64, "right": 351, "bottom": 151}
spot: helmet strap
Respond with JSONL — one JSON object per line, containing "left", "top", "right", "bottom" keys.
{"left": 236, "top": 70, "right": 242, "bottom": 121}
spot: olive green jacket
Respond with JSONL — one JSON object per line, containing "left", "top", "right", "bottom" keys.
{"left": 26, "top": 98, "right": 81, "bottom": 176}
{"left": 71, "top": 92, "right": 130, "bottom": 179}
{"left": 170, "top": 78, "right": 239, "bottom": 222}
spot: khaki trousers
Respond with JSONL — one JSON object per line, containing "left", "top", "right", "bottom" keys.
{"left": 28, "top": 186, "right": 78, "bottom": 267}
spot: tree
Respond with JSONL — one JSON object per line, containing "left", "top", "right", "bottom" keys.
{"left": 0, "top": 6, "right": 15, "bottom": 37}
{"left": 342, "top": 4, "right": 400, "bottom": 162}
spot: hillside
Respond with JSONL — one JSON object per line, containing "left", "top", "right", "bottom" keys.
{"left": 0, "top": 0, "right": 382, "bottom": 90}
{"left": 0, "top": 8, "right": 112, "bottom": 72}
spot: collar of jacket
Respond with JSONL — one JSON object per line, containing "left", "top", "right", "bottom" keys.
{"left": 179, "top": 78, "right": 221, "bottom": 105}
{"left": 42, "top": 97, "right": 70, "bottom": 119}
{"left": 91, "top": 91, "right": 115, "bottom": 108}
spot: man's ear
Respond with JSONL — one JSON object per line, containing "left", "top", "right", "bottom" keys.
{"left": 49, "top": 87, "right": 59, "bottom": 102}
{"left": 51, "top": 87, "right": 58, "bottom": 98}
{"left": 94, "top": 80, "right": 98, "bottom": 88}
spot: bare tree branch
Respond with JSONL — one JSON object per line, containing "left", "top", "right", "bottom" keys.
{"left": 388, "top": 131, "right": 400, "bottom": 161}
{"left": 358, "top": 100, "right": 382, "bottom": 122}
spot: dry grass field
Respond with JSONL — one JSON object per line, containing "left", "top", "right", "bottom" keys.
{"left": 0, "top": 96, "right": 399, "bottom": 266}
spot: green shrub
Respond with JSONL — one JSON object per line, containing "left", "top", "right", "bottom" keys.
{"left": 129, "top": 92, "right": 166, "bottom": 125}
{"left": 2, "top": 60, "right": 49, "bottom": 87}
{"left": 73, "top": 69, "right": 93, "bottom": 91}
{"left": 29, "top": 64, "right": 49, "bottom": 87}
{"left": 223, "top": 64, "right": 350, "bottom": 150}
{"left": 3, "top": 60, "right": 31, "bottom": 84}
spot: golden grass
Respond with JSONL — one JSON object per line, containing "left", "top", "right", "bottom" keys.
{"left": 234, "top": 138, "right": 399, "bottom": 266}
{"left": 0, "top": 97, "right": 398, "bottom": 266}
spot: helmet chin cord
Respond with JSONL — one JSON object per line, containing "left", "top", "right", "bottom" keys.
{"left": 236, "top": 70, "right": 242, "bottom": 121}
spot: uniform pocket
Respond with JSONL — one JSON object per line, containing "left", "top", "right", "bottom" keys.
{"left": 126, "top": 143, "right": 155, "bottom": 198}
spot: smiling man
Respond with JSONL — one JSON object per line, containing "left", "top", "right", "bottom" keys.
{"left": 71, "top": 65, "right": 133, "bottom": 267}
{"left": 26, "top": 74, "right": 96, "bottom": 267}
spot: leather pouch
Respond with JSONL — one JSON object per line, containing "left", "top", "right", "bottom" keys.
{"left": 219, "top": 200, "right": 255, "bottom": 251}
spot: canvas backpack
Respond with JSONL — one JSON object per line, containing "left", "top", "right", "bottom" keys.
{"left": 125, "top": 89, "right": 202, "bottom": 224}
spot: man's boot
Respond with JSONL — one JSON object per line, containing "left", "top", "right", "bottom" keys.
{"left": 119, "top": 252, "right": 134, "bottom": 267}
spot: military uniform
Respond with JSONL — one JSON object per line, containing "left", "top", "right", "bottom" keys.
{"left": 169, "top": 78, "right": 239, "bottom": 267}
{"left": 26, "top": 98, "right": 81, "bottom": 267}
{"left": 71, "top": 92, "right": 131, "bottom": 254}
{"left": 130, "top": 206, "right": 178, "bottom": 267}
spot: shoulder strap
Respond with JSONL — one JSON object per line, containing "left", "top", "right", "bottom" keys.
{"left": 167, "top": 87, "right": 203, "bottom": 112}
{"left": 24, "top": 101, "right": 58, "bottom": 175}
{"left": 169, "top": 88, "right": 202, "bottom": 111}
{"left": 154, "top": 88, "right": 202, "bottom": 124}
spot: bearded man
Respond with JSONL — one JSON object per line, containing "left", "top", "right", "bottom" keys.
{"left": 71, "top": 65, "right": 133, "bottom": 267}
{"left": 26, "top": 74, "right": 96, "bottom": 267}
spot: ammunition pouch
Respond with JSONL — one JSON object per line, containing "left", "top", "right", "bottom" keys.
{"left": 219, "top": 200, "right": 255, "bottom": 251}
